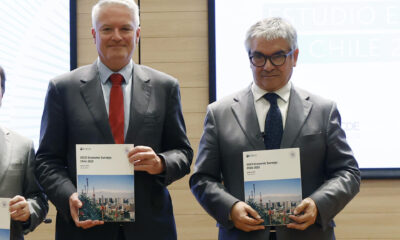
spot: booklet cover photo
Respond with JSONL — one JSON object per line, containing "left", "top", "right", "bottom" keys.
{"left": 76, "top": 144, "right": 135, "bottom": 222}
{"left": 243, "top": 148, "right": 302, "bottom": 226}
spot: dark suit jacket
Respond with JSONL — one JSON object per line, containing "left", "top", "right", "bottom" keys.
{"left": 190, "top": 84, "right": 360, "bottom": 240}
{"left": 0, "top": 126, "right": 48, "bottom": 240}
{"left": 35, "top": 62, "right": 193, "bottom": 240}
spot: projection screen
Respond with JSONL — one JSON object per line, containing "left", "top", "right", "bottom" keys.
{"left": 209, "top": 0, "right": 400, "bottom": 178}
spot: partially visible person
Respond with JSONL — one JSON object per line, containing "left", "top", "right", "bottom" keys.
{"left": 190, "top": 17, "right": 360, "bottom": 240}
{"left": 0, "top": 65, "right": 48, "bottom": 240}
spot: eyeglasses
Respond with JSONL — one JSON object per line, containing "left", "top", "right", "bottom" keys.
{"left": 249, "top": 49, "right": 295, "bottom": 67}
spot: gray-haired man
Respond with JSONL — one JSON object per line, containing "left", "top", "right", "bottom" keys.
{"left": 35, "top": 1, "right": 192, "bottom": 239}
{"left": 190, "top": 17, "right": 360, "bottom": 240}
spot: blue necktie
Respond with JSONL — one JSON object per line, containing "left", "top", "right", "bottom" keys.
{"left": 263, "top": 93, "right": 283, "bottom": 149}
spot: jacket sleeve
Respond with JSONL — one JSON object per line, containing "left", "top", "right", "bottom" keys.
{"left": 158, "top": 80, "right": 193, "bottom": 186}
{"left": 23, "top": 141, "right": 49, "bottom": 234}
{"left": 309, "top": 103, "right": 361, "bottom": 230}
{"left": 35, "top": 80, "right": 76, "bottom": 221}
{"left": 189, "top": 106, "right": 239, "bottom": 229}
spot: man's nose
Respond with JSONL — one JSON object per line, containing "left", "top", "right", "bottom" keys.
{"left": 112, "top": 29, "right": 122, "bottom": 40}
{"left": 263, "top": 58, "right": 274, "bottom": 71}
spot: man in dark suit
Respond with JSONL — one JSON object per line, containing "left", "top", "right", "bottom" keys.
{"left": 0, "top": 66, "right": 48, "bottom": 240}
{"left": 190, "top": 17, "right": 360, "bottom": 240}
{"left": 35, "top": 1, "right": 192, "bottom": 239}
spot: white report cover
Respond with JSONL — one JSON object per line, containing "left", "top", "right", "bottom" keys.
{"left": 0, "top": 198, "right": 10, "bottom": 240}
{"left": 243, "top": 148, "right": 302, "bottom": 226}
{"left": 76, "top": 144, "right": 135, "bottom": 222}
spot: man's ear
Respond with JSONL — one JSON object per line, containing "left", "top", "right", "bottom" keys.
{"left": 92, "top": 28, "right": 96, "bottom": 44}
{"left": 293, "top": 48, "right": 299, "bottom": 67}
{"left": 135, "top": 27, "right": 141, "bottom": 45}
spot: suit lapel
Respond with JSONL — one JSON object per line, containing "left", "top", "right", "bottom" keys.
{"left": 281, "top": 86, "right": 313, "bottom": 148}
{"left": 80, "top": 63, "right": 114, "bottom": 143}
{"left": 0, "top": 127, "right": 11, "bottom": 183}
{"left": 231, "top": 86, "right": 265, "bottom": 149}
{"left": 125, "top": 64, "right": 151, "bottom": 143}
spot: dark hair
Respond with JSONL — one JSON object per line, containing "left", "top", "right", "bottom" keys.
{"left": 0, "top": 65, "right": 5, "bottom": 95}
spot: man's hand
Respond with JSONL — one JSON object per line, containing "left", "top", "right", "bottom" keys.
{"left": 230, "top": 201, "right": 265, "bottom": 232}
{"left": 287, "top": 197, "right": 318, "bottom": 230}
{"left": 69, "top": 192, "right": 104, "bottom": 229}
{"left": 128, "top": 146, "right": 165, "bottom": 175}
{"left": 9, "top": 195, "right": 30, "bottom": 222}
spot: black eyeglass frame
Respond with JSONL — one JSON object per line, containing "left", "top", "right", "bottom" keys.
{"left": 249, "top": 48, "right": 296, "bottom": 67}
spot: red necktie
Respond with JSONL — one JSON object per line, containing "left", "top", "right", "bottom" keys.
{"left": 109, "top": 73, "right": 124, "bottom": 144}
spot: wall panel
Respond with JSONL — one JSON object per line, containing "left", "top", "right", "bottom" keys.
{"left": 145, "top": 62, "right": 209, "bottom": 88}
{"left": 140, "top": 37, "right": 208, "bottom": 63}
{"left": 140, "top": 0, "right": 207, "bottom": 12}
{"left": 140, "top": 12, "right": 207, "bottom": 38}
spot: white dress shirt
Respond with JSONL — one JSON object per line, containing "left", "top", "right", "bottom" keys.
{"left": 251, "top": 81, "right": 292, "bottom": 133}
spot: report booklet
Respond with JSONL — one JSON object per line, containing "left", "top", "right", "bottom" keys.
{"left": 76, "top": 144, "right": 135, "bottom": 222}
{"left": 0, "top": 198, "right": 10, "bottom": 240}
{"left": 243, "top": 148, "right": 302, "bottom": 226}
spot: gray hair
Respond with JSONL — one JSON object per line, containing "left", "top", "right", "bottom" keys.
{"left": 245, "top": 17, "right": 298, "bottom": 53}
{"left": 92, "top": 0, "right": 140, "bottom": 29}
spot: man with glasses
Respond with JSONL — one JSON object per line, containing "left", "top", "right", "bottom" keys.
{"left": 190, "top": 17, "right": 360, "bottom": 240}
